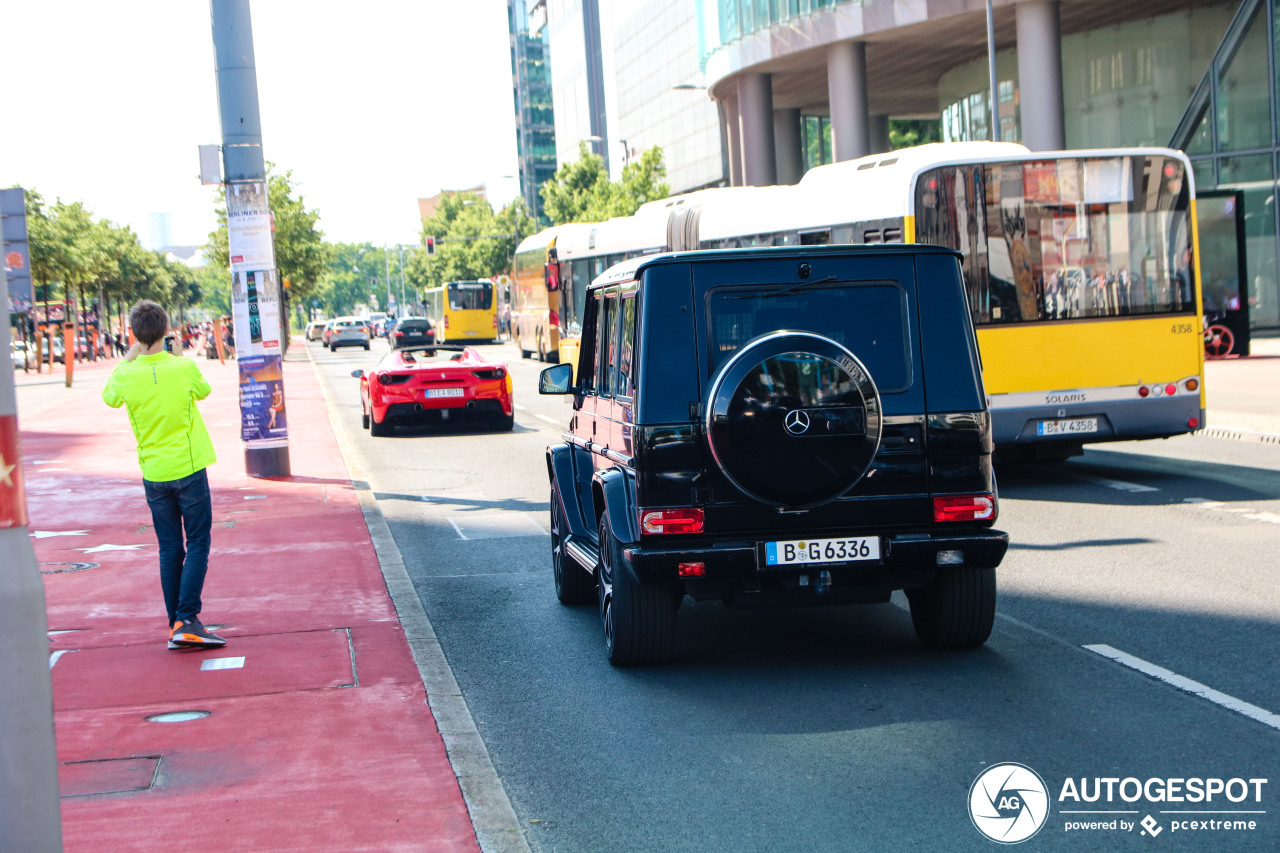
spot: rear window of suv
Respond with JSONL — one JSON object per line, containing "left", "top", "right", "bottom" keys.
{"left": 706, "top": 281, "right": 911, "bottom": 393}
{"left": 397, "top": 320, "right": 431, "bottom": 333}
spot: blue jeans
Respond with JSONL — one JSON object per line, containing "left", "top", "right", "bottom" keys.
{"left": 144, "top": 468, "right": 212, "bottom": 625}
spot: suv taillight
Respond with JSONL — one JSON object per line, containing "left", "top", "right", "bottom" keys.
{"left": 640, "top": 508, "right": 704, "bottom": 535}
{"left": 933, "top": 495, "right": 995, "bottom": 522}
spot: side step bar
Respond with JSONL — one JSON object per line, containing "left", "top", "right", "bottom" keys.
{"left": 564, "top": 538, "right": 599, "bottom": 572}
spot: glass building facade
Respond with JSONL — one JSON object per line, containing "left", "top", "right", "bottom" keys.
{"left": 611, "top": 0, "right": 727, "bottom": 192}
{"left": 509, "top": 0, "right": 559, "bottom": 226}
{"left": 1174, "top": 0, "right": 1280, "bottom": 332}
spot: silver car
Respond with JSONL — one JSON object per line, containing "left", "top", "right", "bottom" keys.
{"left": 328, "top": 318, "right": 371, "bottom": 351}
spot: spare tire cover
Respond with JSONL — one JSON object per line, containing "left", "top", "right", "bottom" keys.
{"left": 706, "top": 332, "right": 882, "bottom": 508}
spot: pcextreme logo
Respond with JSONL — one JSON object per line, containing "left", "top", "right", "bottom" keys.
{"left": 969, "top": 764, "right": 1269, "bottom": 844}
{"left": 969, "top": 763, "right": 1051, "bottom": 844}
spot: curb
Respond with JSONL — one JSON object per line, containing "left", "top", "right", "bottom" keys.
{"left": 304, "top": 345, "right": 531, "bottom": 853}
{"left": 1195, "top": 426, "right": 1280, "bottom": 445}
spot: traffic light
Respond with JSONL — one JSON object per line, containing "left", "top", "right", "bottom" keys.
{"left": 425, "top": 235, "right": 436, "bottom": 256}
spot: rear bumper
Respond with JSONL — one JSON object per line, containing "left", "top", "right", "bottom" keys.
{"left": 622, "top": 529, "right": 1008, "bottom": 588}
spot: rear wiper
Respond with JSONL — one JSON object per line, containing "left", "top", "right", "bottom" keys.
{"left": 725, "top": 274, "right": 837, "bottom": 299}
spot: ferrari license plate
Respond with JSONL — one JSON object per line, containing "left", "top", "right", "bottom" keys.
{"left": 765, "top": 536, "right": 880, "bottom": 566}
{"left": 1036, "top": 417, "right": 1097, "bottom": 436}
{"left": 425, "top": 388, "right": 465, "bottom": 399}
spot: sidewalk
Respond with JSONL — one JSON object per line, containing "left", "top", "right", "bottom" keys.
{"left": 17, "top": 347, "right": 480, "bottom": 852}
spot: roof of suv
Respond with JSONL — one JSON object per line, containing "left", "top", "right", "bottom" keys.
{"left": 592, "top": 243, "right": 963, "bottom": 289}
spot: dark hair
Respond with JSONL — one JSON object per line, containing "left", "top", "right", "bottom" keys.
{"left": 129, "top": 301, "right": 169, "bottom": 346}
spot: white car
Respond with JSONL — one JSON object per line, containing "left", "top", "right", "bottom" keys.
{"left": 328, "top": 317, "right": 371, "bottom": 351}
{"left": 305, "top": 320, "right": 327, "bottom": 341}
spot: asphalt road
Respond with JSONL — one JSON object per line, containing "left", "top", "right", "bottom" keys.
{"left": 311, "top": 337, "right": 1280, "bottom": 853}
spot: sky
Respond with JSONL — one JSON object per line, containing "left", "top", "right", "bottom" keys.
{"left": 0, "top": 0, "right": 521, "bottom": 251}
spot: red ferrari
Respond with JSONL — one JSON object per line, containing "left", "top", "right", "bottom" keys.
{"left": 353, "top": 345, "right": 514, "bottom": 436}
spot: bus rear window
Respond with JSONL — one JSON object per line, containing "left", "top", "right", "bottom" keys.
{"left": 447, "top": 282, "right": 493, "bottom": 311}
{"left": 706, "top": 282, "right": 911, "bottom": 393}
{"left": 915, "top": 156, "right": 1195, "bottom": 324}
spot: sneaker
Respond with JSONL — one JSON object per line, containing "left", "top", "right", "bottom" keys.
{"left": 169, "top": 619, "right": 226, "bottom": 649}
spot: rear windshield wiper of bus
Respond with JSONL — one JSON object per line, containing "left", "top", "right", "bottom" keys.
{"left": 725, "top": 274, "right": 837, "bottom": 299}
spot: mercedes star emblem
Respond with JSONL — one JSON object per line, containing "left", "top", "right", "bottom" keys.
{"left": 784, "top": 410, "right": 811, "bottom": 435}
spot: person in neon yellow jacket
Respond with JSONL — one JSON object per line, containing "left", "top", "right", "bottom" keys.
{"left": 103, "top": 301, "right": 226, "bottom": 650}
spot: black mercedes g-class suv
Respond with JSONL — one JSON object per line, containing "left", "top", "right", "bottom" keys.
{"left": 539, "top": 245, "right": 1008, "bottom": 665}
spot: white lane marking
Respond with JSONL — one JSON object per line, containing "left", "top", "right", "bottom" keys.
{"left": 447, "top": 517, "right": 469, "bottom": 540}
{"left": 30, "top": 530, "right": 90, "bottom": 539}
{"left": 535, "top": 414, "right": 561, "bottom": 426}
{"left": 1243, "top": 511, "right": 1280, "bottom": 525}
{"left": 1084, "top": 644, "right": 1280, "bottom": 731}
{"left": 49, "top": 650, "right": 72, "bottom": 670}
{"left": 200, "top": 656, "right": 246, "bottom": 671}
{"left": 1184, "top": 498, "right": 1280, "bottom": 524}
{"left": 514, "top": 403, "right": 527, "bottom": 411}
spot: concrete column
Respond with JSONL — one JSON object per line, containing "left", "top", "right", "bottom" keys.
{"left": 1016, "top": 0, "right": 1065, "bottom": 150}
{"left": 737, "top": 73, "right": 777, "bottom": 186}
{"left": 827, "top": 41, "right": 870, "bottom": 161}
{"left": 869, "top": 114, "right": 891, "bottom": 154}
{"left": 774, "top": 108, "right": 804, "bottom": 184}
{"left": 724, "top": 95, "right": 743, "bottom": 187}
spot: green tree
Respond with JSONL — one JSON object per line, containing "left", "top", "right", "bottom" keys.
{"left": 890, "top": 119, "right": 942, "bottom": 150}
{"left": 205, "top": 164, "right": 328, "bottom": 306}
{"left": 410, "top": 195, "right": 534, "bottom": 292}
{"left": 539, "top": 142, "right": 669, "bottom": 225}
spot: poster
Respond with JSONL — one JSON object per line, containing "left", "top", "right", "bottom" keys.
{"left": 226, "top": 181, "right": 276, "bottom": 273}
{"left": 237, "top": 354, "right": 288, "bottom": 443}
{"left": 230, "top": 269, "right": 281, "bottom": 356}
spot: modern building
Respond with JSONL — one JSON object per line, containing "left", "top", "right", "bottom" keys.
{"left": 529, "top": 0, "right": 1275, "bottom": 331}
{"left": 692, "top": 0, "right": 1276, "bottom": 331}
{"left": 508, "top": 0, "right": 559, "bottom": 225}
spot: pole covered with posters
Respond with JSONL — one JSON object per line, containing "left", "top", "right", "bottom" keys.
{"left": 211, "top": 0, "right": 291, "bottom": 477}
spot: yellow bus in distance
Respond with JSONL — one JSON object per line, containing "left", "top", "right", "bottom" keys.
{"left": 423, "top": 280, "right": 498, "bottom": 344}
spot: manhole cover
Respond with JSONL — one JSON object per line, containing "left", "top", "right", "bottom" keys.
{"left": 39, "top": 562, "right": 100, "bottom": 574}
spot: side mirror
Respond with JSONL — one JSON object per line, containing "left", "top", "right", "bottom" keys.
{"left": 350, "top": 369, "right": 364, "bottom": 378}
{"left": 538, "top": 363, "right": 574, "bottom": 395}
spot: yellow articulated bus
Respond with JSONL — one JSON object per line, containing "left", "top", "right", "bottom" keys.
{"left": 517, "top": 141, "right": 1205, "bottom": 458}
{"left": 513, "top": 208, "right": 668, "bottom": 371}
{"left": 422, "top": 280, "right": 498, "bottom": 344}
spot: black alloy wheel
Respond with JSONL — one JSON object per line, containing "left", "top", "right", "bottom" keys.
{"left": 906, "top": 566, "right": 996, "bottom": 648}
{"left": 598, "top": 513, "right": 676, "bottom": 666}
{"left": 551, "top": 489, "right": 594, "bottom": 605}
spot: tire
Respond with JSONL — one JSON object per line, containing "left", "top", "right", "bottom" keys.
{"left": 551, "top": 489, "right": 594, "bottom": 605}
{"left": 494, "top": 411, "right": 515, "bottom": 431}
{"left": 362, "top": 407, "right": 370, "bottom": 430}
{"left": 906, "top": 567, "right": 996, "bottom": 649}
{"left": 363, "top": 342, "right": 371, "bottom": 350}
{"left": 369, "top": 413, "right": 391, "bottom": 437}
{"left": 520, "top": 347, "right": 533, "bottom": 359}
{"left": 598, "top": 514, "right": 677, "bottom": 666}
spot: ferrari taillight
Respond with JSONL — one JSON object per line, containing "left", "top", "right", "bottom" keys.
{"left": 473, "top": 368, "right": 506, "bottom": 381}
{"left": 377, "top": 373, "right": 412, "bottom": 385}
